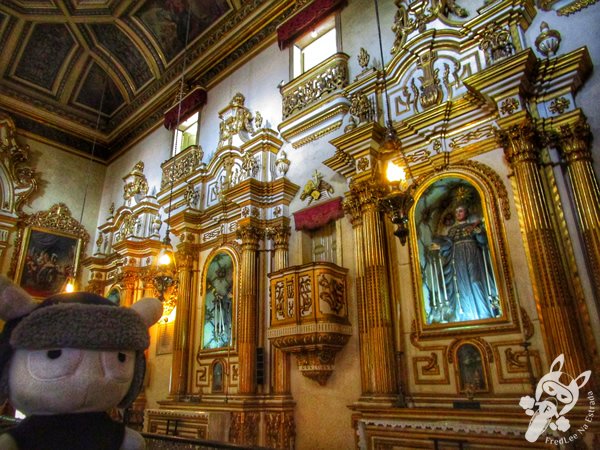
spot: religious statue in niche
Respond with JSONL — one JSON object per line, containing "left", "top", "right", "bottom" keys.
{"left": 457, "top": 344, "right": 487, "bottom": 393}
{"left": 415, "top": 177, "right": 501, "bottom": 325}
{"left": 212, "top": 360, "right": 224, "bottom": 393}
{"left": 202, "top": 252, "right": 234, "bottom": 349}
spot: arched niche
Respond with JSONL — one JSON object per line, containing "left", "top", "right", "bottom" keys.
{"left": 408, "top": 163, "right": 518, "bottom": 337}
{"left": 211, "top": 359, "right": 226, "bottom": 393}
{"left": 200, "top": 249, "right": 237, "bottom": 350}
{"left": 454, "top": 342, "right": 489, "bottom": 394}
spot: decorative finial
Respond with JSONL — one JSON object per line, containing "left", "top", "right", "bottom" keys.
{"left": 535, "top": 22, "right": 561, "bottom": 58}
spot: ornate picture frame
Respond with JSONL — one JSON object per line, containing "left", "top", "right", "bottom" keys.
{"left": 412, "top": 176, "right": 505, "bottom": 329}
{"left": 10, "top": 203, "right": 89, "bottom": 300}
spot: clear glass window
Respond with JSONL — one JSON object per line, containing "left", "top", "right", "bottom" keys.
{"left": 292, "top": 16, "right": 338, "bottom": 78}
{"left": 172, "top": 112, "right": 199, "bottom": 156}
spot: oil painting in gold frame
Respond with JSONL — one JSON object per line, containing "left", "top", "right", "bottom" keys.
{"left": 14, "top": 226, "right": 82, "bottom": 299}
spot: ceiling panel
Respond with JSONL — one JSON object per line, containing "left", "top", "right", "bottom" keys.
{"left": 14, "top": 23, "right": 75, "bottom": 92}
{"left": 0, "top": 0, "right": 297, "bottom": 160}
{"left": 90, "top": 23, "right": 153, "bottom": 89}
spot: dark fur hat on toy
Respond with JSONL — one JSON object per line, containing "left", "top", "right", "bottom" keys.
{"left": 0, "top": 275, "right": 162, "bottom": 409}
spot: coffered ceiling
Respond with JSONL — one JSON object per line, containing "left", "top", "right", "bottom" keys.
{"left": 0, "top": 0, "right": 294, "bottom": 161}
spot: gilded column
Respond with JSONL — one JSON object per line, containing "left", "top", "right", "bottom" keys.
{"left": 120, "top": 270, "right": 137, "bottom": 307}
{"left": 236, "top": 221, "right": 262, "bottom": 394}
{"left": 268, "top": 223, "right": 292, "bottom": 395}
{"left": 348, "top": 179, "right": 398, "bottom": 396}
{"left": 556, "top": 117, "right": 600, "bottom": 302}
{"left": 344, "top": 190, "right": 371, "bottom": 394}
{"left": 169, "top": 237, "right": 197, "bottom": 398}
{"left": 498, "top": 120, "right": 588, "bottom": 375}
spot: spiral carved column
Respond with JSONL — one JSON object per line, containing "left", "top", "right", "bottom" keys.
{"left": 236, "top": 221, "right": 262, "bottom": 394}
{"left": 268, "top": 223, "right": 292, "bottom": 395}
{"left": 556, "top": 117, "right": 600, "bottom": 303}
{"left": 169, "top": 239, "right": 197, "bottom": 398}
{"left": 347, "top": 179, "right": 398, "bottom": 397}
{"left": 498, "top": 120, "right": 588, "bottom": 375}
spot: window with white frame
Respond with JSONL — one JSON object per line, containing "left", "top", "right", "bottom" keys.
{"left": 172, "top": 111, "right": 200, "bottom": 156}
{"left": 292, "top": 15, "right": 339, "bottom": 79}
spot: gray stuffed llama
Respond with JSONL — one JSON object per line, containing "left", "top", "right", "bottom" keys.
{"left": 0, "top": 275, "right": 162, "bottom": 450}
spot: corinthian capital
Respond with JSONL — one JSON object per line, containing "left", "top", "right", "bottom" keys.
{"left": 236, "top": 223, "right": 263, "bottom": 247}
{"left": 266, "top": 224, "right": 291, "bottom": 247}
{"left": 557, "top": 118, "right": 592, "bottom": 163}
{"left": 495, "top": 120, "right": 540, "bottom": 166}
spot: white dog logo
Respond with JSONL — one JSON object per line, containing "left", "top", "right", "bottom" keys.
{"left": 519, "top": 354, "right": 591, "bottom": 442}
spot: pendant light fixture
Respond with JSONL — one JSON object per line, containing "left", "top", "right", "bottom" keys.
{"left": 374, "top": 0, "right": 416, "bottom": 245}
{"left": 153, "top": 7, "right": 193, "bottom": 300}
{"left": 63, "top": 77, "right": 107, "bottom": 293}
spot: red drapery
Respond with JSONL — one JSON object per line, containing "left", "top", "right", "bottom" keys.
{"left": 163, "top": 86, "right": 207, "bottom": 130}
{"left": 276, "top": 0, "right": 347, "bottom": 50}
{"left": 293, "top": 197, "right": 345, "bottom": 231}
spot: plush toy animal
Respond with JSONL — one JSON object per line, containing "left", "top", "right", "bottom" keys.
{"left": 0, "top": 275, "right": 162, "bottom": 450}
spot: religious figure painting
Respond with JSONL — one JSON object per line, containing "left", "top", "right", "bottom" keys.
{"left": 415, "top": 177, "right": 502, "bottom": 325}
{"left": 137, "top": 0, "right": 230, "bottom": 61}
{"left": 14, "top": 227, "right": 81, "bottom": 299}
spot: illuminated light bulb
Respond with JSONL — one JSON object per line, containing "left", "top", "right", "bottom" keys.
{"left": 63, "top": 276, "right": 76, "bottom": 293}
{"left": 386, "top": 161, "right": 406, "bottom": 183}
{"left": 158, "top": 251, "right": 172, "bottom": 266}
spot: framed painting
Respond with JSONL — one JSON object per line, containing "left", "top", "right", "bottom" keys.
{"left": 10, "top": 203, "right": 89, "bottom": 300}
{"left": 14, "top": 227, "right": 82, "bottom": 299}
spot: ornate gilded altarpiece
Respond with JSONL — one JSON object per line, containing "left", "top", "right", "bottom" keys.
{"left": 0, "top": 114, "right": 38, "bottom": 270}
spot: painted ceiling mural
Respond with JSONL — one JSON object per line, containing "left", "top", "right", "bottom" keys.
{"left": 0, "top": 0, "right": 295, "bottom": 160}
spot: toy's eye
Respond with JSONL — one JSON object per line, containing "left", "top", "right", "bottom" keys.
{"left": 27, "top": 348, "right": 82, "bottom": 380}
{"left": 47, "top": 349, "right": 62, "bottom": 359}
{"left": 101, "top": 351, "right": 135, "bottom": 382}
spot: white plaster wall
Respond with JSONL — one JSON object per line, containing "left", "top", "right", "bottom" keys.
{"left": 99, "top": 125, "right": 172, "bottom": 228}
{"left": 5, "top": 135, "right": 105, "bottom": 282}
{"left": 200, "top": 42, "right": 289, "bottom": 165}
{"left": 343, "top": 0, "right": 397, "bottom": 78}
{"left": 525, "top": 3, "right": 600, "bottom": 176}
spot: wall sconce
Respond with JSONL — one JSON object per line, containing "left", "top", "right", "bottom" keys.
{"left": 379, "top": 160, "right": 415, "bottom": 245}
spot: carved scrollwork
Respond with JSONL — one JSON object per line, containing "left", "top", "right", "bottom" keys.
{"left": 122, "top": 161, "right": 148, "bottom": 206}
{"left": 281, "top": 56, "right": 348, "bottom": 119}
{"left": 23, "top": 203, "right": 88, "bottom": 241}
{"left": 299, "top": 274, "right": 312, "bottom": 316}
{"left": 479, "top": 24, "right": 515, "bottom": 66}
{"left": 266, "top": 412, "right": 295, "bottom": 450}
{"left": 0, "top": 114, "right": 38, "bottom": 216}
{"left": 241, "top": 149, "right": 260, "bottom": 180}
{"left": 274, "top": 280, "right": 285, "bottom": 320}
{"left": 348, "top": 91, "right": 375, "bottom": 125}
{"left": 318, "top": 273, "right": 345, "bottom": 315}
{"left": 160, "top": 146, "right": 204, "bottom": 190}
{"left": 505, "top": 347, "right": 528, "bottom": 370}
{"left": 218, "top": 93, "right": 255, "bottom": 148}
{"left": 391, "top": 0, "right": 468, "bottom": 55}
{"left": 230, "top": 412, "right": 260, "bottom": 446}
